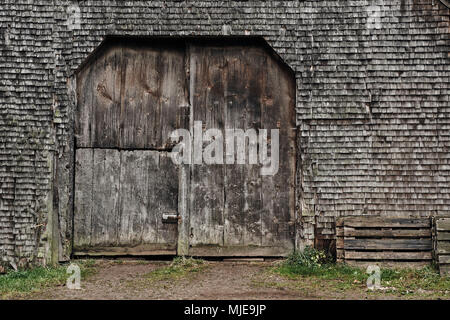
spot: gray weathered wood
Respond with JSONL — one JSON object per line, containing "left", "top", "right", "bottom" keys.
{"left": 436, "top": 219, "right": 450, "bottom": 231}
{"left": 73, "top": 244, "right": 176, "bottom": 256}
{"left": 437, "top": 232, "right": 450, "bottom": 241}
{"left": 154, "top": 152, "right": 179, "bottom": 246}
{"left": 74, "top": 149, "right": 93, "bottom": 248}
{"left": 119, "top": 44, "right": 188, "bottom": 149}
{"left": 260, "top": 45, "right": 296, "bottom": 250}
{"left": 188, "top": 43, "right": 296, "bottom": 255}
{"left": 344, "top": 227, "right": 431, "bottom": 238}
{"left": 344, "top": 238, "right": 432, "bottom": 251}
{"left": 440, "top": 265, "right": 450, "bottom": 277}
{"left": 344, "top": 251, "right": 432, "bottom": 260}
{"left": 75, "top": 40, "right": 295, "bottom": 257}
{"left": 344, "top": 217, "right": 430, "bottom": 228}
{"left": 188, "top": 244, "right": 291, "bottom": 257}
{"left": 188, "top": 44, "right": 226, "bottom": 249}
{"left": 76, "top": 41, "right": 188, "bottom": 149}
{"left": 76, "top": 44, "right": 122, "bottom": 148}
{"left": 336, "top": 237, "right": 344, "bottom": 248}
{"left": 438, "top": 255, "right": 450, "bottom": 264}
{"left": 118, "top": 150, "right": 152, "bottom": 245}
{"left": 74, "top": 149, "right": 178, "bottom": 255}
{"left": 346, "top": 260, "right": 431, "bottom": 269}
{"left": 91, "top": 149, "right": 120, "bottom": 246}
{"left": 437, "top": 241, "right": 450, "bottom": 254}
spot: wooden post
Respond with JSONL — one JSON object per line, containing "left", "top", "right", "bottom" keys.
{"left": 336, "top": 217, "right": 344, "bottom": 263}
{"left": 436, "top": 218, "right": 450, "bottom": 276}
{"left": 177, "top": 163, "right": 190, "bottom": 256}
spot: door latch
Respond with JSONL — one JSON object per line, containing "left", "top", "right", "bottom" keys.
{"left": 162, "top": 214, "right": 180, "bottom": 224}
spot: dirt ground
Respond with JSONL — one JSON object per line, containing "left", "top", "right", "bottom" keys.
{"left": 18, "top": 259, "right": 421, "bottom": 300}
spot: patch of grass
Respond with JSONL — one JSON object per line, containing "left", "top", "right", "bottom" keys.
{"left": 377, "top": 266, "right": 450, "bottom": 296}
{"left": 78, "top": 259, "right": 98, "bottom": 278}
{"left": 285, "top": 246, "right": 331, "bottom": 268}
{"left": 0, "top": 260, "right": 98, "bottom": 299}
{"left": 145, "top": 257, "right": 207, "bottom": 282}
{"left": 274, "top": 258, "right": 368, "bottom": 291}
{"left": 270, "top": 250, "right": 450, "bottom": 298}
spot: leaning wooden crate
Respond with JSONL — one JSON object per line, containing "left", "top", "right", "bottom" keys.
{"left": 434, "top": 217, "right": 450, "bottom": 276}
{"left": 336, "top": 216, "right": 432, "bottom": 268}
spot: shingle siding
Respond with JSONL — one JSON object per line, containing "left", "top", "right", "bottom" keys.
{"left": 0, "top": 0, "right": 448, "bottom": 265}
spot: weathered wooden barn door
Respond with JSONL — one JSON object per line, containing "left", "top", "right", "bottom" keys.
{"left": 73, "top": 40, "right": 188, "bottom": 255}
{"left": 187, "top": 41, "right": 296, "bottom": 256}
{"left": 73, "top": 38, "right": 296, "bottom": 257}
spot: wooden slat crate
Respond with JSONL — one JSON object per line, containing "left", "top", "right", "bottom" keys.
{"left": 434, "top": 218, "right": 450, "bottom": 276}
{"left": 336, "top": 217, "right": 432, "bottom": 268}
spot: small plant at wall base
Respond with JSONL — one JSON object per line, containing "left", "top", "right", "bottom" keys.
{"left": 0, "top": 260, "right": 97, "bottom": 299}
{"left": 286, "top": 246, "right": 331, "bottom": 269}
{"left": 271, "top": 248, "right": 450, "bottom": 297}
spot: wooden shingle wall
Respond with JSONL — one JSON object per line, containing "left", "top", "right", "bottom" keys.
{"left": 0, "top": 0, "right": 448, "bottom": 265}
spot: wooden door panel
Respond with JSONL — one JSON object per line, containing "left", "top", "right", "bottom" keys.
{"left": 118, "top": 150, "right": 154, "bottom": 246}
{"left": 155, "top": 153, "right": 180, "bottom": 246}
{"left": 76, "top": 47, "right": 122, "bottom": 148}
{"left": 259, "top": 46, "right": 297, "bottom": 250}
{"left": 91, "top": 149, "right": 121, "bottom": 247}
{"left": 74, "top": 148, "right": 94, "bottom": 248}
{"left": 188, "top": 43, "right": 296, "bottom": 256}
{"left": 73, "top": 149, "right": 178, "bottom": 255}
{"left": 74, "top": 39, "right": 296, "bottom": 257}
{"left": 188, "top": 45, "right": 226, "bottom": 249}
{"left": 76, "top": 41, "right": 188, "bottom": 149}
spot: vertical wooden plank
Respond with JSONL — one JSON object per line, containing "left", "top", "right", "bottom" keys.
{"left": 75, "top": 39, "right": 296, "bottom": 257}
{"left": 120, "top": 46, "right": 160, "bottom": 149}
{"left": 177, "top": 48, "right": 192, "bottom": 255}
{"left": 76, "top": 41, "right": 188, "bottom": 150}
{"left": 190, "top": 164, "right": 225, "bottom": 247}
{"left": 177, "top": 161, "right": 190, "bottom": 255}
{"left": 91, "top": 149, "right": 121, "bottom": 247}
{"left": 75, "top": 66, "right": 93, "bottom": 147}
{"left": 336, "top": 217, "right": 345, "bottom": 263}
{"left": 189, "top": 42, "right": 295, "bottom": 255}
{"left": 189, "top": 44, "right": 225, "bottom": 249}
{"left": 158, "top": 46, "right": 189, "bottom": 147}
{"left": 76, "top": 44, "right": 122, "bottom": 148}
{"left": 223, "top": 46, "right": 263, "bottom": 248}
{"left": 260, "top": 46, "right": 296, "bottom": 251}
{"left": 119, "top": 42, "right": 187, "bottom": 149}
{"left": 73, "top": 149, "right": 93, "bottom": 248}
{"left": 141, "top": 150, "right": 160, "bottom": 245}
{"left": 118, "top": 150, "right": 151, "bottom": 246}
{"left": 155, "top": 152, "right": 179, "bottom": 245}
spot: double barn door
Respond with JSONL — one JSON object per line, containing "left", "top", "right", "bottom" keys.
{"left": 74, "top": 38, "right": 296, "bottom": 257}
